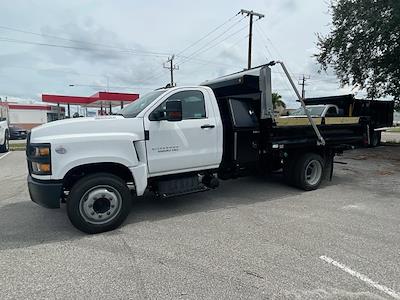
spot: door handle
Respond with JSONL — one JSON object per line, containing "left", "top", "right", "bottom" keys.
{"left": 201, "top": 124, "right": 215, "bottom": 129}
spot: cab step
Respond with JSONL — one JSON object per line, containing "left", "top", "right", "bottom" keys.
{"left": 155, "top": 175, "right": 209, "bottom": 198}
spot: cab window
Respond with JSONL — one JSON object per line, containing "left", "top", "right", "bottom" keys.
{"left": 152, "top": 90, "right": 206, "bottom": 120}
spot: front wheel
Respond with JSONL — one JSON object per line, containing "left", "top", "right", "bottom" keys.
{"left": 0, "top": 131, "right": 9, "bottom": 153}
{"left": 67, "top": 173, "right": 132, "bottom": 234}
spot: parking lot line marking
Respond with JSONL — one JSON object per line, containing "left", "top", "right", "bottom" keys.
{"left": 0, "top": 152, "right": 11, "bottom": 161}
{"left": 320, "top": 255, "right": 400, "bottom": 299}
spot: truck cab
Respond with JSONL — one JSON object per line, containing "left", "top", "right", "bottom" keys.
{"left": 27, "top": 86, "right": 224, "bottom": 233}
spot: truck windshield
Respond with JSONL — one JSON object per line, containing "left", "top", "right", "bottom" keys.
{"left": 290, "top": 106, "right": 325, "bottom": 117}
{"left": 120, "top": 90, "right": 165, "bottom": 118}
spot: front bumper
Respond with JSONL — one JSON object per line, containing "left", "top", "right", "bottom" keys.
{"left": 28, "top": 175, "right": 63, "bottom": 208}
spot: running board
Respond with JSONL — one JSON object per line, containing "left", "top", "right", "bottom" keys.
{"left": 155, "top": 175, "right": 209, "bottom": 198}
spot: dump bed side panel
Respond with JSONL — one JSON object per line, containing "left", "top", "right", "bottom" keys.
{"left": 268, "top": 123, "right": 365, "bottom": 149}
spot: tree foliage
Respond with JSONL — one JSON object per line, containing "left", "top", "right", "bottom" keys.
{"left": 316, "top": 0, "right": 400, "bottom": 109}
{"left": 272, "top": 92, "right": 286, "bottom": 109}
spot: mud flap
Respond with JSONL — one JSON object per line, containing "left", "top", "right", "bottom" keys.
{"left": 323, "top": 152, "right": 334, "bottom": 181}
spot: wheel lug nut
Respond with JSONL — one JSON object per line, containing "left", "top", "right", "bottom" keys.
{"left": 88, "top": 204, "right": 93, "bottom": 208}
{"left": 111, "top": 205, "right": 115, "bottom": 208}
{"left": 91, "top": 212, "right": 95, "bottom": 215}
{"left": 107, "top": 212, "right": 111, "bottom": 215}
{"left": 99, "top": 215, "right": 102, "bottom": 218}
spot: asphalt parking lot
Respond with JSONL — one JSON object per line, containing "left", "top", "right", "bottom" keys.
{"left": 0, "top": 146, "right": 399, "bottom": 299}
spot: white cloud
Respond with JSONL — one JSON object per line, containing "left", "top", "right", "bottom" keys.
{"left": 0, "top": 0, "right": 350, "bottom": 106}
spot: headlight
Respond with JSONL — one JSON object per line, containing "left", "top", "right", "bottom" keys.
{"left": 27, "top": 143, "right": 52, "bottom": 175}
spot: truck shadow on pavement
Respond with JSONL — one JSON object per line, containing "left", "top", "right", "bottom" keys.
{"left": 126, "top": 174, "right": 325, "bottom": 225}
{"left": 0, "top": 173, "right": 330, "bottom": 251}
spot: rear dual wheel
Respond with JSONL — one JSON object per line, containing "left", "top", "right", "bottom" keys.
{"left": 284, "top": 153, "right": 324, "bottom": 191}
{"left": 67, "top": 173, "right": 132, "bottom": 234}
{"left": 369, "top": 131, "right": 381, "bottom": 147}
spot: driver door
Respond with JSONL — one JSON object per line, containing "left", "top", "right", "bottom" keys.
{"left": 144, "top": 89, "right": 219, "bottom": 175}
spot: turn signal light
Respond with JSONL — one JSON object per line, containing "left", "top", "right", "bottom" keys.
{"left": 32, "top": 162, "right": 51, "bottom": 173}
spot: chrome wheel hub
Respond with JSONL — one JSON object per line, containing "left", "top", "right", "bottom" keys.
{"left": 79, "top": 185, "right": 122, "bottom": 225}
{"left": 305, "top": 160, "right": 322, "bottom": 186}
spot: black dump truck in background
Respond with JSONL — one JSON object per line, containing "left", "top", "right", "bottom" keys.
{"left": 304, "top": 94, "right": 394, "bottom": 147}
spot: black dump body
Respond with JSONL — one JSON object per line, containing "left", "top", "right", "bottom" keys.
{"left": 304, "top": 94, "right": 394, "bottom": 128}
{"left": 203, "top": 74, "right": 365, "bottom": 176}
{"left": 269, "top": 124, "right": 364, "bottom": 149}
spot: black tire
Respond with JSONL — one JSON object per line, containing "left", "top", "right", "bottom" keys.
{"left": 0, "top": 130, "right": 9, "bottom": 153}
{"left": 293, "top": 153, "right": 324, "bottom": 191}
{"left": 369, "top": 131, "right": 381, "bottom": 147}
{"left": 67, "top": 173, "right": 132, "bottom": 234}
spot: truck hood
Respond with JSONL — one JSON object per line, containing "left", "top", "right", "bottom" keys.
{"left": 30, "top": 116, "right": 144, "bottom": 143}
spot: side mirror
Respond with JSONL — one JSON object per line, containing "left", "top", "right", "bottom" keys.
{"left": 166, "top": 100, "right": 182, "bottom": 122}
{"left": 150, "top": 110, "right": 165, "bottom": 121}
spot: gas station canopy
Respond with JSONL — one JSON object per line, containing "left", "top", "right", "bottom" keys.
{"left": 42, "top": 91, "right": 140, "bottom": 117}
{"left": 42, "top": 91, "right": 139, "bottom": 108}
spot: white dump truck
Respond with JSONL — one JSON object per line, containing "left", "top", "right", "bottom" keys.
{"left": 26, "top": 62, "right": 366, "bottom": 233}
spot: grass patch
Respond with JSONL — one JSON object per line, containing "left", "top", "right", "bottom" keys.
{"left": 388, "top": 127, "right": 400, "bottom": 132}
{"left": 382, "top": 140, "right": 400, "bottom": 145}
{"left": 10, "top": 143, "right": 26, "bottom": 151}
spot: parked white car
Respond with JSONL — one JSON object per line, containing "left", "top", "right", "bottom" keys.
{"left": 0, "top": 117, "right": 9, "bottom": 153}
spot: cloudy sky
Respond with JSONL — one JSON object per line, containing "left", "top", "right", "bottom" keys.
{"left": 0, "top": 0, "right": 359, "bottom": 108}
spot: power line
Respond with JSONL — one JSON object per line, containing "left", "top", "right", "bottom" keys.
{"left": 176, "top": 13, "right": 240, "bottom": 56}
{"left": 0, "top": 64, "right": 103, "bottom": 77}
{"left": 175, "top": 55, "right": 239, "bottom": 68}
{"left": 0, "top": 25, "right": 171, "bottom": 57}
{"left": 176, "top": 34, "right": 249, "bottom": 81}
{"left": 175, "top": 15, "right": 247, "bottom": 65}
{"left": 69, "top": 83, "right": 156, "bottom": 90}
{"left": 0, "top": 36, "right": 169, "bottom": 58}
{"left": 127, "top": 14, "right": 244, "bottom": 84}
{"left": 178, "top": 19, "right": 257, "bottom": 67}
{"left": 255, "top": 22, "right": 300, "bottom": 80}
{"left": 141, "top": 54, "right": 244, "bottom": 84}
{"left": 254, "top": 25, "right": 274, "bottom": 60}
{"left": 140, "top": 68, "right": 170, "bottom": 84}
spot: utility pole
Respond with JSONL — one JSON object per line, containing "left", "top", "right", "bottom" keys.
{"left": 163, "top": 55, "right": 179, "bottom": 86}
{"left": 298, "top": 74, "right": 310, "bottom": 99}
{"left": 240, "top": 9, "right": 264, "bottom": 69}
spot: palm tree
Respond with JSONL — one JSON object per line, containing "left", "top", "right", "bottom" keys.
{"left": 272, "top": 92, "right": 286, "bottom": 109}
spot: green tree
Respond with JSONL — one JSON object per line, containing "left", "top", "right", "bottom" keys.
{"left": 315, "top": 0, "right": 400, "bottom": 109}
{"left": 272, "top": 92, "right": 286, "bottom": 109}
